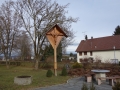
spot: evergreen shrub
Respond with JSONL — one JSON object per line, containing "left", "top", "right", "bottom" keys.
{"left": 46, "top": 69, "right": 53, "bottom": 77}
{"left": 81, "top": 82, "right": 96, "bottom": 90}
{"left": 112, "top": 81, "right": 120, "bottom": 90}
{"left": 61, "top": 67, "right": 67, "bottom": 76}
{"left": 81, "top": 83, "right": 88, "bottom": 90}
{"left": 90, "top": 83, "right": 96, "bottom": 90}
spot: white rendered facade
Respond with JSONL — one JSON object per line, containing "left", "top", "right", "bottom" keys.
{"left": 77, "top": 50, "right": 120, "bottom": 63}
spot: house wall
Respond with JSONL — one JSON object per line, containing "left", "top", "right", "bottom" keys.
{"left": 77, "top": 50, "right": 120, "bottom": 63}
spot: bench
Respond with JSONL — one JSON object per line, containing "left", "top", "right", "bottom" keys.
{"left": 84, "top": 74, "right": 92, "bottom": 83}
{"left": 97, "top": 76, "right": 120, "bottom": 86}
{"left": 97, "top": 77, "right": 114, "bottom": 86}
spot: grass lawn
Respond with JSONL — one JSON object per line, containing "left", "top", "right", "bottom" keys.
{"left": 0, "top": 64, "right": 71, "bottom": 90}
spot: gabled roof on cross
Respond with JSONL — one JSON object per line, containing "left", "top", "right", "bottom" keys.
{"left": 46, "top": 24, "right": 68, "bottom": 37}
{"left": 46, "top": 24, "right": 68, "bottom": 49}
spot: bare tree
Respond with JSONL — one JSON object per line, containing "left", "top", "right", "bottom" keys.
{"left": 16, "top": 31, "right": 32, "bottom": 60}
{"left": 0, "top": 1, "right": 22, "bottom": 68}
{"left": 13, "top": 0, "right": 78, "bottom": 70}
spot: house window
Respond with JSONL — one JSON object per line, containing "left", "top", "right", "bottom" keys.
{"left": 79, "top": 52, "right": 82, "bottom": 56}
{"left": 90, "top": 51, "right": 92, "bottom": 56}
{"left": 80, "top": 58, "right": 83, "bottom": 62}
{"left": 84, "top": 52, "right": 87, "bottom": 55}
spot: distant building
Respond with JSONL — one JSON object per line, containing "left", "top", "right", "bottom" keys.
{"left": 62, "top": 54, "right": 77, "bottom": 61}
{"left": 76, "top": 35, "right": 120, "bottom": 63}
{"left": 69, "top": 56, "right": 75, "bottom": 60}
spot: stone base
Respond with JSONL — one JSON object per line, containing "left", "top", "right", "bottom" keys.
{"left": 14, "top": 76, "right": 32, "bottom": 85}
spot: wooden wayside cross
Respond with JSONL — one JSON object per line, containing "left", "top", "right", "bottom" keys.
{"left": 46, "top": 24, "right": 67, "bottom": 76}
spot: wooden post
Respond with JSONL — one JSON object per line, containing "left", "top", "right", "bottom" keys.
{"left": 54, "top": 45, "right": 57, "bottom": 76}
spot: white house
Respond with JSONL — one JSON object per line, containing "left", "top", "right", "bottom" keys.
{"left": 69, "top": 56, "right": 75, "bottom": 60}
{"left": 75, "top": 35, "right": 120, "bottom": 63}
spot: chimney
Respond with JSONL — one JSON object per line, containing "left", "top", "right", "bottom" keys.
{"left": 91, "top": 36, "right": 93, "bottom": 39}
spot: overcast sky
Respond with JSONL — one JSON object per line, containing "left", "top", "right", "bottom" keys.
{"left": 55, "top": 0, "right": 120, "bottom": 54}
{"left": 1, "top": 0, "right": 120, "bottom": 54}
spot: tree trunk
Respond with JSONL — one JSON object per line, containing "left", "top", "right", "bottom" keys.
{"left": 6, "top": 59, "right": 9, "bottom": 69}
{"left": 34, "top": 57, "right": 39, "bottom": 70}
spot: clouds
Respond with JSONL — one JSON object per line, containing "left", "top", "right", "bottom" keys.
{"left": 1, "top": 0, "right": 120, "bottom": 54}
{"left": 55, "top": 0, "right": 120, "bottom": 53}
{"left": 66, "top": 45, "right": 77, "bottom": 54}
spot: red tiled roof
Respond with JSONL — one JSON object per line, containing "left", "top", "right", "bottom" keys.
{"left": 76, "top": 35, "right": 120, "bottom": 52}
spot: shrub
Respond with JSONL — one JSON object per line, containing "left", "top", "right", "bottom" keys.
{"left": 81, "top": 83, "right": 88, "bottom": 90}
{"left": 46, "top": 69, "right": 53, "bottom": 77}
{"left": 61, "top": 67, "right": 67, "bottom": 76}
{"left": 42, "top": 63, "right": 52, "bottom": 69}
{"left": 90, "top": 83, "right": 96, "bottom": 90}
{"left": 72, "top": 62, "right": 82, "bottom": 69}
{"left": 112, "top": 81, "right": 120, "bottom": 90}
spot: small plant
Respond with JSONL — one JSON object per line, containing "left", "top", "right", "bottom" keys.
{"left": 81, "top": 83, "right": 88, "bottom": 90}
{"left": 90, "top": 83, "right": 96, "bottom": 90}
{"left": 112, "top": 81, "right": 120, "bottom": 90}
{"left": 72, "top": 62, "right": 82, "bottom": 69}
{"left": 61, "top": 67, "right": 67, "bottom": 76}
{"left": 46, "top": 69, "right": 53, "bottom": 77}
